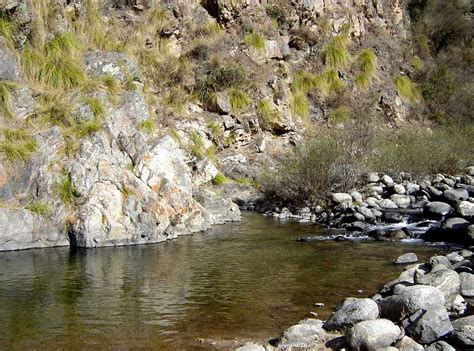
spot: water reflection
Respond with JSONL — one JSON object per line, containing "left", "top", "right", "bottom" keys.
{"left": 0, "top": 213, "right": 441, "bottom": 350}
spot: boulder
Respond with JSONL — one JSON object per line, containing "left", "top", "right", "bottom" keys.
{"left": 459, "top": 272, "right": 474, "bottom": 297}
{"left": 394, "top": 336, "right": 423, "bottom": 351}
{"left": 236, "top": 343, "right": 265, "bottom": 351}
{"left": 380, "top": 199, "right": 398, "bottom": 209}
{"left": 214, "top": 91, "right": 231, "bottom": 114}
{"left": 424, "top": 341, "right": 456, "bottom": 351}
{"left": 323, "top": 298, "right": 379, "bottom": 331}
{"left": 367, "top": 172, "right": 379, "bottom": 182}
{"left": 332, "top": 193, "right": 353, "bottom": 205}
{"left": 424, "top": 202, "right": 453, "bottom": 217}
{"left": 442, "top": 217, "right": 470, "bottom": 232}
{"left": 277, "top": 319, "right": 326, "bottom": 349}
{"left": 430, "top": 256, "right": 454, "bottom": 270}
{"left": 0, "top": 36, "right": 21, "bottom": 81}
{"left": 456, "top": 201, "right": 474, "bottom": 217}
{"left": 395, "top": 253, "right": 418, "bottom": 264}
{"left": 402, "top": 307, "right": 453, "bottom": 344}
{"left": 414, "top": 267, "right": 460, "bottom": 306}
{"left": 450, "top": 315, "right": 474, "bottom": 348}
{"left": 382, "top": 175, "right": 395, "bottom": 187}
{"left": 197, "top": 191, "right": 241, "bottom": 224}
{"left": 378, "top": 285, "right": 445, "bottom": 321}
{"left": 393, "top": 184, "right": 406, "bottom": 194}
{"left": 347, "top": 319, "right": 402, "bottom": 351}
{"left": 391, "top": 194, "right": 411, "bottom": 208}
{"left": 443, "top": 188, "right": 469, "bottom": 203}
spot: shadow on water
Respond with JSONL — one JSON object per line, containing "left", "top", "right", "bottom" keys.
{"left": 0, "top": 212, "right": 443, "bottom": 350}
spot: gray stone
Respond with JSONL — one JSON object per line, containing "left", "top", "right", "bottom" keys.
{"left": 424, "top": 341, "right": 456, "bottom": 351}
{"left": 391, "top": 194, "right": 411, "bottom": 208}
{"left": 236, "top": 343, "right": 266, "bottom": 351}
{"left": 323, "top": 298, "right": 379, "bottom": 331}
{"left": 347, "top": 319, "right": 402, "bottom": 351}
{"left": 357, "top": 206, "right": 376, "bottom": 221}
{"left": 382, "top": 175, "right": 395, "bottom": 186}
{"left": 198, "top": 191, "right": 242, "bottom": 225}
{"left": 459, "top": 272, "right": 474, "bottom": 297}
{"left": 402, "top": 307, "right": 453, "bottom": 344}
{"left": 405, "top": 183, "right": 420, "bottom": 195}
{"left": 0, "top": 36, "right": 21, "bottom": 81}
{"left": 443, "top": 188, "right": 469, "bottom": 203}
{"left": 394, "top": 336, "right": 423, "bottom": 351}
{"left": 456, "top": 201, "right": 474, "bottom": 217}
{"left": 277, "top": 319, "right": 325, "bottom": 349}
{"left": 367, "top": 172, "right": 379, "bottom": 182}
{"left": 425, "top": 202, "right": 453, "bottom": 217}
{"left": 451, "top": 315, "right": 474, "bottom": 347}
{"left": 415, "top": 267, "right": 460, "bottom": 306}
{"left": 380, "top": 199, "right": 398, "bottom": 209}
{"left": 442, "top": 217, "right": 470, "bottom": 232}
{"left": 214, "top": 91, "right": 231, "bottom": 114}
{"left": 84, "top": 51, "right": 142, "bottom": 82}
{"left": 393, "top": 184, "right": 406, "bottom": 194}
{"left": 332, "top": 192, "right": 353, "bottom": 205}
{"left": 378, "top": 285, "right": 445, "bottom": 321}
{"left": 395, "top": 253, "right": 418, "bottom": 264}
{"left": 430, "top": 256, "right": 454, "bottom": 270}
{"left": 351, "top": 191, "right": 363, "bottom": 203}
{"left": 193, "top": 159, "right": 219, "bottom": 186}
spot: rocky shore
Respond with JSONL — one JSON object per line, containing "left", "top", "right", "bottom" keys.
{"left": 236, "top": 248, "right": 474, "bottom": 350}
{"left": 253, "top": 167, "right": 474, "bottom": 247}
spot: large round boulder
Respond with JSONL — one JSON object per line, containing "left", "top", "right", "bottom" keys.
{"left": 323, "top": 298, "right": 379, "bottom": 331}
{"left": 414, "top": 267, "right": 460, "bottom": 306}
{"left": 450, "top": 315, "right": 474, "bottom": 348}
{"left": 402, "top": 306, "right": 453, "bottom": 344}
{"left": 277, "top": 319, "right": 326, "bottom": 349}
{"left": 424, "top": 202, "right": 453, "bottom": 217}
{"left": 443, "top": 188, "right": 469, "bottom": 204}
{"left": 347, "top": 319, "right": 402, "bottom": 351}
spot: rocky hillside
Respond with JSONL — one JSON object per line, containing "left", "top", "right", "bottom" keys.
{"left": 0, "top": 0, "right": 469, "bottom": 250}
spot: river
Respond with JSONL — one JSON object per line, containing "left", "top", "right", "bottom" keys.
{"left": 0, "top": 212, "right": 442, "bottom": 350}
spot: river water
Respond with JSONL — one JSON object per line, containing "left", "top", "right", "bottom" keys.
{"left": 0, "top": 212, "right": 442, "bottom": 350}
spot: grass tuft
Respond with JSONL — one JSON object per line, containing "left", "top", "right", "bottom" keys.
{"left": 257, "top": 99, "right": 281, "bottom": 129}
{"left": 212, "top": 173, "right": 229, "bottom": 185}
{"left": 328, "top": 106, "right": 351, "bottom": 125}
{"left": 290, "top": 92, "right": 309, "bottom": 119}
{"left": 355, "top": 48, "right": 377, "bottom": 90}
{"left": 138, "top": 119, "right": 156, "bottom": 134}
{"left": 322, "top": 34, "right": 352, "bottom": 69}
{"left": 0, "top": 81, "right": 16, "bottom": 119}
{"left": 228, "top": 88, "right": 251, "bottom": 112}
{"left": 56, "top": 175, "right": 79, "bottom": 206}
{"left": 25, "top": 201, "right": 50, "bottom": 216}
{"left": 395, "top": 76, "right": 422, "bottom": 103}
{"left": 244, "top": 31, "right": 267, "bottom": 51}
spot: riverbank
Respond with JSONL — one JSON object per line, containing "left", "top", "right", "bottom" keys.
{"left": 237, "top": 247, "right": 474, "bottom": 350}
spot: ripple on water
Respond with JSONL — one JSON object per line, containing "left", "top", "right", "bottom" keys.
{"left": 0, "top": 212, "right": 443, "bottom": 350}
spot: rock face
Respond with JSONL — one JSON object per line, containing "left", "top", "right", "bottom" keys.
{"left": 0, "top": 36, "right": 21, "bottom": 81}
{"left": 323, "top": 297, "right": 379, "bottom": 331}
{"left": 347, "top": 319, "right": 402, "bottom": 351}
{"left": 0, "top": 208, "right": 68, "bottom": 251}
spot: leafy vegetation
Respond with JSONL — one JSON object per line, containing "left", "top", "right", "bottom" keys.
{"left": 244, "top": 31, "right": 267, "bottom": 51}
{"left": 56, "top": 175, "right": 79, "bottom": 206}
{"left": 25, "top": 202, "right": 50, "bottom": 216}
{"left": 395, "top": 76, "right": 422, "bottom": 104}
{"left": 228, "top": 88, "right": 251, "bottom": 112}
{"left": 212, "top": 173, "right": 229, "bottom": 185}
{"left": 322, "top": 34, "right": 352, "bottom": 69}
{"left": 138, "top": 119, "right": 156, "bottom": 134}
{"left": 355, "top": 49, "right": 377, "bottom": 90}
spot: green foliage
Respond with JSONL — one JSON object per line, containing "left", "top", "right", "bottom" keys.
{"left": 56, "top": 175, "right": 79, "bottom": 206}
{"left": 257, "top": 99, "right": 281, "bottom": 129}
{"left": 0, "top": 129, "right": 37, "bottom": 163}
{"left": 328, "top": 106, "right": 351, "bottom": 125}
{"left": 422, "top": 64, "right": 457, "bottom": 103}
{"left": 322, "top": 34, "right": 352, "bottom": 69}
{"left": 355, "top": 49, "right": 377, "bottom": 90}
{"left": 138, "top": 119, "right": 156, "bottom": 133}
{"left": 83, "top": 97, "right": 105, "bottom": 119}
{"left": 290, "top": 92, "right": 309, "bottom": 119}
{"left": 411, "top": 56, "right": 424, "bottom": 71}
{"left": 45, "top": 32, "right": 82, "bottom": 55}
{"left": 291, "top": 71, "right": 319, "bottom": 93}
{"left": 395, "top": 76, "right": 422, "bottom": 103}
{"left": 100, "top": 75, "right": 122, "bottom": 102}
{"left": 212, "top": 173, "right": 229, "bottom": 185}
{"left": 168, "top": 128, "right": 181, "bottom": 143}
{"left": 228, "top": 88, "right": 251, "bottom": 112}
{"left": 370, "top": 124, "right": 474, "bottom": 176}
{"left": 0, "top": 13, "right": 14, "bottom": 46}
{"left": 195, "top": 62, "right": 247, "bottom": 104}
{"left": 0, "top": 81, "right": 16, "bottom": 119}
{"left": 317, "top": 69, "right": 345, "bottom": 95}
{"left": 25, "top": 202, "right": 50, "bottom": 216}
{"left": 74, "top": 118, "right": 103, "bottom": 138}
{"left": 244, "top": 31, "right": 267, "bottom": 51}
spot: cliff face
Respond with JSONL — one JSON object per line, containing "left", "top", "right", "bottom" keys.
{"left": 0, "top": 0, "right": 416, "bottom": 250}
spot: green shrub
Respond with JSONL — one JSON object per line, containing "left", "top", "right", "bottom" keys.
{"left": 355, "top": 48, "right": 377, "bottom": 90}
{"left": 56, "top": 175, "right": 79, "bottom": 206}
{"left": 328, "top": 106, "right": 351, "bottom": 125}
{"left": 244, "top": 31, "right": 266, "bottom": 51}
{"left": 257, "top": 99, "right": 281, "bottom": 129}
{"left": 0, "top": 81, "right": 16, "bottom": 119}
{"left": 0, "top": 128, "right": 37, "bottom": 163}
{"left": 212, "top": 173, "right": 229, "bottom": 185}
{"left": 228, "top": 88, "right": 251, "bottom": 112}
{"left": 138, "top": 119, "right": 156, "bottom": 133}
{"left": 292, "top": 71, "right": 319, "bottom": 93}
{"left": 422, "top": 64, "right": 457, "bottom": 104}
{"left": 317, "top": 69, "right": 345, "bottom": 95}
{"left": 395, "top": 76, "right": 422, "bottom": 103}
{"left": 290, "top": 92, "right": 309, "bottom": 119}
{"left": 322, "top": 34, "right": 352, "bottom": 69}
{"left": 25, "top": 201, "right": 50, "bottom": 216}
